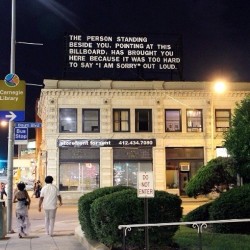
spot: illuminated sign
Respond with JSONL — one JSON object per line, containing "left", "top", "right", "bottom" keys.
{"left": 64, "top": 34, "right": 182, "bottom": 80}
{"left": 0, "top": 78, "right": 26, "bottom": 121}
{"left": 0, "top": 79, "right": 25, "bottom": 111}
{"left": 58, "top": 139, "right": 156, "bottom": 148}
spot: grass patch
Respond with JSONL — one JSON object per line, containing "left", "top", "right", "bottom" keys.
{"left": 174, "top": 226, "right": 250, "bottom": 249}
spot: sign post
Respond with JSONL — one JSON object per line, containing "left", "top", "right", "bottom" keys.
{"left": 5, "top": 0, "right": 26, "bottom": 234}
{"left": 137, "top": 171, "right": 154, "bottom": 250}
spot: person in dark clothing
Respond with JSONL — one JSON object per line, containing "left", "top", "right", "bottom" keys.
{"left": 0, "top": 182, "right": 7, "bottom": 200}
{"left": 34, "top": 180, "right": 42, "bottom": 198}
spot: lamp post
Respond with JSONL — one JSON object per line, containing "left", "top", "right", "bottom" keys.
{"left": 6, "top": 0, "right": 16, "bottom": 233}
{"left": 6, "top": 0, "right": 43, "bottom": 233}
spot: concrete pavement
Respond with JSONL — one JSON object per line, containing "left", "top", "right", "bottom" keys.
{"left": 0, "top": 194, "right": 87, "bottom": 250}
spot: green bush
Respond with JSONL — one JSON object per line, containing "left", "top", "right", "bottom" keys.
{"left": 78, "top": 186, "right": 132, "bottom": 240}
{"left": 209, "top": 184, "right": 250, "bottom": 233}
{"left": 90, "top": 189, "right": 182, "bottom": 249}
{"left": 147, "top": 191, "right": 182, "bottom": 247}
{"left": 183, "top": 202, "right": 213, "bottom": 227}
{"left": 185, "top": 157, "right": 237, "bottom": 198}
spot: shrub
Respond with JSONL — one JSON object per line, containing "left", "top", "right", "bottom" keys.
{"left": 185, "top": 157, "right": 237, "bottom": 198}
{"left": 147, "top": 191, "right": 183, "bottom": 247}
{"left": 90, "top": 189, "right": 182, "bottom": 249}
{"left": 78, "top": 186, "right": 132, "bottom": 240}
{"left": 183, "top": 202, "right": 212, "bottom": 227}
{"left": 209, "top": 184, "right": 250, "bottom": 234}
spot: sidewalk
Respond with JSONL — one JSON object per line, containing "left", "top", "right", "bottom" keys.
{"left": 0, "top": 196, "right": 86, "bottom": 250}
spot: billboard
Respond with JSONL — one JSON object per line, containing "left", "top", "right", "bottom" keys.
{"left": 64, "top": 34, "right": 183, "bottom": 81}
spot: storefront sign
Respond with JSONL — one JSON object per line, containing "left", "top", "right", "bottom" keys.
{"left": 137, "top": 171, "right": 154, "bottom": 198}
{"left": 58, "top": 139, "right": 156, "bottom": 148}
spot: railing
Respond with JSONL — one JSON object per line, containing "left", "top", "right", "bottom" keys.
{"left": 118, "top": 218, "right": 250, "bottom": 250}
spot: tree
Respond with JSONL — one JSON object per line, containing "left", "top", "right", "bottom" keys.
{"left": 185, "top": 157, "right": 237, "bottom": 198}
{"left": 223, "top": 95, "right": 250, "bottom": 182}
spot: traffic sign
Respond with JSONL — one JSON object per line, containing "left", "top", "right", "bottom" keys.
{"left": 137, "top": 171, "right": 155, "bottom": 198}
{"left": 0, "top": 111, "right": 25, "bottom": 121}
{"left": 14, "top": 127, "right": 28, "bottom": 145}
{"left": 0, "top": 78, "right": 26, "bottom": 121}
{"left": 15, "top": 122, "right": 42, "bottom": 128}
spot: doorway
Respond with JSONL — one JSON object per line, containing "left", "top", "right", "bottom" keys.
{"left": 179, "top": 171, "right": 189, "bottom": 196}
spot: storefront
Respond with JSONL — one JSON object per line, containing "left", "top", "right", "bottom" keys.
{"left": 58, "top": 138, "right": 156, "bottom": 193}
{"left": 59, "top": 147, "right": 100, "bottom": 192}
{"left": 113, "top": 147, "right": 153, "bottom": 187}
{"left": 166, "top": 147, "right": 204, "bottom": 195}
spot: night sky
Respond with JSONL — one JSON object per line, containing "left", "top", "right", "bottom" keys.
{"left": 0, "top": 0, "right": 250, "bottom": 159}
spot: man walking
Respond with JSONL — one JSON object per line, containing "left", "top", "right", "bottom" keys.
{"left": 38, "top": 176, "right": 62, "bottom": 236}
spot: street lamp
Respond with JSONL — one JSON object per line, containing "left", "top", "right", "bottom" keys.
{"left": 214, "top": 80, "right": 226, "bottom": 94}
{"left": 6, "top": 0, "right": 43, "bottom": 233}
{"left": 0, "top": 121, "right": 8, "bottom": 128}
{"left": 6, "top": 0, "right": 16, "bottom": 233}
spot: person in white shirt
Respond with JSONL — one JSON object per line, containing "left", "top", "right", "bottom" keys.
{"left": 38, "top": 176, "right": 62, "bottom": 236}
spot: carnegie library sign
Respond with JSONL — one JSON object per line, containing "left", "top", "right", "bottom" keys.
{"left": 64, "top": 34, "right": 183, "bottom": 80}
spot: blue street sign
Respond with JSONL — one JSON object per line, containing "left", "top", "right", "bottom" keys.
{"left": 14, "top": 127, "right": 28, "bottom": 145}
{"left": 15, "top": 122, "right": 42, "bottom": 128}
{"left": 0, "top": 111, "right": 25, "bottom": 121}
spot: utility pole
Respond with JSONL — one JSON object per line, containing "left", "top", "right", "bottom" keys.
{"left": 6, "top": 0, "right": 16, "bottom": 233}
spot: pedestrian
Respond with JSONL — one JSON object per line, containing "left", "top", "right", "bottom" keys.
{"left": 38, "top": 176, "right": 62, "bottom": 236}
{"left": 13, "top": 182, "right": 31, "bottom": 238}
{"left": 34, "top": 180, "right": 42, "bottom": 198}
{"left": 0, "top": 182, "right": 7, "bottom": 200}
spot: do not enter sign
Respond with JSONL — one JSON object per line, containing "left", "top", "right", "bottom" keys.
{"left": 137, "top": 171, "right": 154, "bottom": 198}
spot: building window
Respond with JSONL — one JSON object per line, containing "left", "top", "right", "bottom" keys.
{"left": 135, "top": 109, "right": 152, "bottom": 132}
{"left": 215, "top": 109, "right": 231, "bottom": 132}
{"left": 113, "top": 109, "right": 130, "bottom": 132}
{"left": 59, "top": 163, "right": 99, "bottom": 191}
{"left": 82, "top": 109, "right": 100, "bottom": 132}
{"left": 113, "top": 162, "right": 152, "bottom": 187}
{"left": 165, "top": 109, "right": 181, "bottom": 132}
{"left": 59, "top": 108, "right": 77, "bottom": 133}
{"left": 186, "top": 109, "right": 203, "bottom": 132}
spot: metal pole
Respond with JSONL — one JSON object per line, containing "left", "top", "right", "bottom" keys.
{"left": 211, "top": 96, "right": 214, "bottom": 159}
{"left": 144, "top": 198, "right": 149, "bottom": 250}
{"left": 198, "top": 230, "right": 203, "bottom": 250}
{"left": 7, "top": 0, "right": 16, "bottom": 233}
{"left": 122, "top": 228, "right": 126, "bottom": 250}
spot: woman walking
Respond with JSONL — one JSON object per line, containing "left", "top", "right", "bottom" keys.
{"left": 13, "top": 182, "right": 31, "bottom": 238}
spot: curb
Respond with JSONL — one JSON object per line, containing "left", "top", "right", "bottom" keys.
{"left": 75, "top": 226, "right": 109, "bottom": 250}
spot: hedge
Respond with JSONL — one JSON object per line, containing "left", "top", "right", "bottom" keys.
{"left": 209, "top": 184, "right": 250, "bottom": 234}
{"left": 90, "top": 189, "right": 182, "bottom": 249}
{"left": 78, "top": 186, "right": 132, "bottom": 240}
